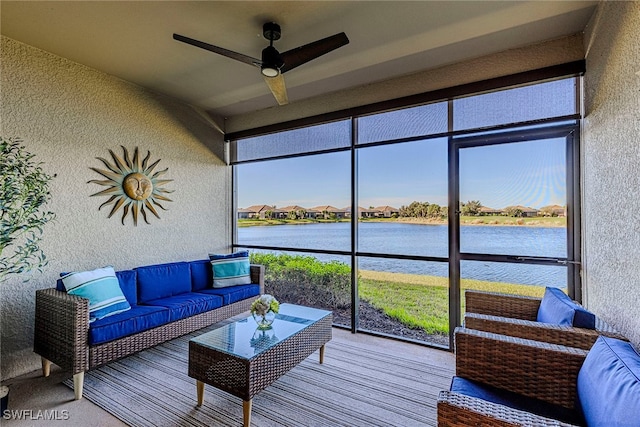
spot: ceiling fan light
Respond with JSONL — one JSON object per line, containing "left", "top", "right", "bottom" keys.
{"left": 261, "top": 66, "right": 280, "bottom": 77}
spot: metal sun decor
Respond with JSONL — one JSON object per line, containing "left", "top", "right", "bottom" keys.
{"left": 88, "top": 146, "right": 173, "bottom": 226}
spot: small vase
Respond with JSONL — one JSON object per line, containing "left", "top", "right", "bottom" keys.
{"left": 252, "top": 310, "right": 276, "bottom": 329}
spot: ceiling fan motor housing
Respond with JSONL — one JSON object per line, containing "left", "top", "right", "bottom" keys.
{"left": 262, "top": 45, "right": 284, "bottom": 71}
{"left": 263, "top": 22, "right": 281, "bottom": 41}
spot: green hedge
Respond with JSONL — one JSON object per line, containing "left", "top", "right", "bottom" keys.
{"left": 250, "top": 253, "right": 350, "bottom": 309}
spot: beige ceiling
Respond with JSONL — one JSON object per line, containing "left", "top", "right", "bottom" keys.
{"left": 1, "top": 1, "right": 597, "bottom": 119}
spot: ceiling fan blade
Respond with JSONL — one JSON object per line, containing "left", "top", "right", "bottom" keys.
{"left": 280, "top": 32, "right": 349, "bottom": 73}
{"left": 263, "top": 74, "right": 288, "bottom": 105}
{"left": 173, "top": 33, "right": 262, "bottom": 68}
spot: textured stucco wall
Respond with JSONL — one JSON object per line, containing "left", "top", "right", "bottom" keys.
{"left": 0, "top": 36, "right": 231, "bottom": 379}
{"left": 582, "top": 1, "right": 640, "bottom": 347}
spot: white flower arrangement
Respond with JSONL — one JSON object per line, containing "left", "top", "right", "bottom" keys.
{"left": 250, "top": 294, "right": 279, "bottom": 316}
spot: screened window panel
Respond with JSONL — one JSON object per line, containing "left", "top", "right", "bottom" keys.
{"left": 231, "top": 120, "right": 351, "bottom": 163}
{"left": 356, "top": 102, "right": 448, "bottom": 144}
{"left": 357, "top": 138, "right": 448, "bottom": 258}
{"left": 236, "top": 151, "right": 351, "bottom": 251}
{"left": 453, "top": 78, "right": 577, "bottom": 131}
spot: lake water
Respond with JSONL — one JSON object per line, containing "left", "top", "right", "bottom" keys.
{"left": 239, "top": 222, "right": 567, "bottom": 288}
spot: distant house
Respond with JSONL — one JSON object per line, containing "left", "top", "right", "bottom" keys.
{"left": 309, "top": 205, "right": 348, "bottom": 219}
{"left": 344, "top": 206, "right": 378, "bottom": 218}
{"left": 374, "top": 205, "right": 400, "bottom": 218}
{"left": 279, "top": 205, "right": 312, "bottom": 219}
{"left": 503, "top": 205, "right": 539, "bottom": 217}
{"left": 237, "top": 208, "right": 253, "bottom": 219}
{"left": 239, "top": 204, "right": 280, "bottom": 219}
{"left": 479, "top": 206, "right": 502, "bottom": 216}
{"left": 539, "top": 204, "right": 566, "bottom": 217}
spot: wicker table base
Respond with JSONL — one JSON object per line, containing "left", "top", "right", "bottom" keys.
{"left": 188, "top": 304, "right": 332, "bottom": 427}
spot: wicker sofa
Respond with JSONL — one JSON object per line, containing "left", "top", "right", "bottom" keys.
{"left": 34, "top": 259, "right": 265, "bottom": 400}
{"left": 464, "top": 288, "right": 625, "bottom": 350}
{"left": 438, "top": 327, "right": 640, "bottom": 426}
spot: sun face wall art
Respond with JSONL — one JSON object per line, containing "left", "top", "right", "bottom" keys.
{"left": 88, "top": 146, "right": 174, "bottom": 226}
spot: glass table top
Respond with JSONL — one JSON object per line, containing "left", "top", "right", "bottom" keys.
{"left": 191, "top": 303, "right": 331, "bottom": 360}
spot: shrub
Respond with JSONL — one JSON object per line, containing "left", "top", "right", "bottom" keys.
{"left": 1, "top": 137, "right": 56, "bottom": 282}
{"left": 250, "top": 253, "right": 350, "bottom": 309}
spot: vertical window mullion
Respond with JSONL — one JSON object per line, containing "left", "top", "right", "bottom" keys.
{"left": 351, "top": 117, "right": 359, "bottom": 333}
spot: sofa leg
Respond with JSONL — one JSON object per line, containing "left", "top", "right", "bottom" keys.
{"left": 41, "top": 357, "right": 51, "bottom": 377}
{"left": 73, "top": 372, "right": 84, "bottom": 400}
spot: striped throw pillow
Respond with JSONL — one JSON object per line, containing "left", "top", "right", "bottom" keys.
{"left": 209, "top": 251, "right": 251, "bottom": 288}
{"left": 61, "top": 266, "right": 131, "bottom": 322}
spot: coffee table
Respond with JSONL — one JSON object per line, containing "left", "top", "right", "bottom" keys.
{"left": 188, "top": 303, "right": 332, "bottom": 427}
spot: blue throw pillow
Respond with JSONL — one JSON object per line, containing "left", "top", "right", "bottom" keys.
{"left": 209, "top": 251, "right": 251, "bottom": 288}
{"left": 61, "top": 266, "right": 131, "bottom": 322}
{"left": 537, "top": 287, "right": 596, "bottom": 329}
{"left": 577, "top": 337, "right": 640, "bottom": 426}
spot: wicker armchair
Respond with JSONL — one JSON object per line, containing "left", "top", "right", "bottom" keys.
{"left": 438, "top": 327, "right": 589, "bottom": 426}
{"left": 464, "top": 289, "right": 626, "bottom": 350}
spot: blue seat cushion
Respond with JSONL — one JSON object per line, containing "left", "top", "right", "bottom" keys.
{"left": 577, "top": 336, "right": 640, "bottom": 427}
{"left": 450, "top": 377, "right": 583, "bottom": 425}
{"left": 537, "top": 287, "right": 596, "bottom": 329}
{"left": 196, "top": 283, "right": 260, "bottom": 305}
{"left": 136, "top": 261, "right": 192, "bottom": 303}
{"left": 189, "top": 259, "right": 213, "bottom": 291}
{"left": 88, "top": 305, "right": 170, "bottom": 346}
{"left": 142, "top": 292, "right": 223, "bottom": 322}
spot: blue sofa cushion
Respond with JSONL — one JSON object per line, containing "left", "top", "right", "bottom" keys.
{"left": 142, "top": 292, "right": 223, "bottom": 322}
{"left": 136, "top": 261, "right": 191, "bottom": 303}
{"left": 537, "top": 287, "right": 596, "bottom": 329}
{"left": 196, "top": 284, "right": 260, "bottom": 305}
{"left": 61, "top": 266, "right": 131, "bottom": 322}
{"left": 116, "top": 269, "right": 138, "bottom": 306}
{"left": 190, "top": 259, "right": 213, "bottom": 291}
{"left": 577, "top": 336, "right": 640, "bottom": 426}
{"left": 88, "top": 305, "right": 170, "bottom": 346}
{"left": 450, "top": 377, "right": 583, "bottom": 425}
{"left": 209, "top": 251, "right": 251, "bottom": 288}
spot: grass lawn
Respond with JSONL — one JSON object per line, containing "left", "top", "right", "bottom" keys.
{"left": 358, "top": 269, "right": 547, "bottom": 335}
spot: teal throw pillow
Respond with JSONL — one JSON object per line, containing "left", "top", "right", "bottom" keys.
{"left": 61, "top": 266, "right": 131, "bottom": 322}
{"left": 209, "top": 251, "right": 251, "bottom": 288}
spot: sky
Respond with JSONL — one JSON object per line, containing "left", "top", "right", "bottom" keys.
{"left": 237, "top": 136, "right": 566, "bottom": 210}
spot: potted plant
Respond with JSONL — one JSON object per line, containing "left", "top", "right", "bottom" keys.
{"left": 0, "top": 136, "right": 56, "bottom": 412}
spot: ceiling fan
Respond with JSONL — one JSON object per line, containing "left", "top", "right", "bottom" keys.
{"left": 173, "top": 22, "right": 349, "bottom": 106}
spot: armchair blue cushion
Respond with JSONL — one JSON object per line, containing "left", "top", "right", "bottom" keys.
{"left": 450, "top": 377, "right": 582, "bottom": 425}
{"left": 577, "top": 336, "right": 640, "bottom": 426}
{"left": 537, "top": 287, "right": 596, "bottom": 329}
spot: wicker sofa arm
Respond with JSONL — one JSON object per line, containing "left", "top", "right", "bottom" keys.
{"left": 437, "top": 391, "right": 579, "bottom": 427}
{"left": 250, "top": 264, "right": 265, "bottom": 294}
{"left": 455, "top": 327, "right": 588, "bottom": 409}
{"left": 464, "top": 312, "right": 600, "bottom": 350}
{"left": 34, "top": 288, "right": 90, "bottom": 374}
{"left": 465, "top": 290, "right": 541, "bottom": 320}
